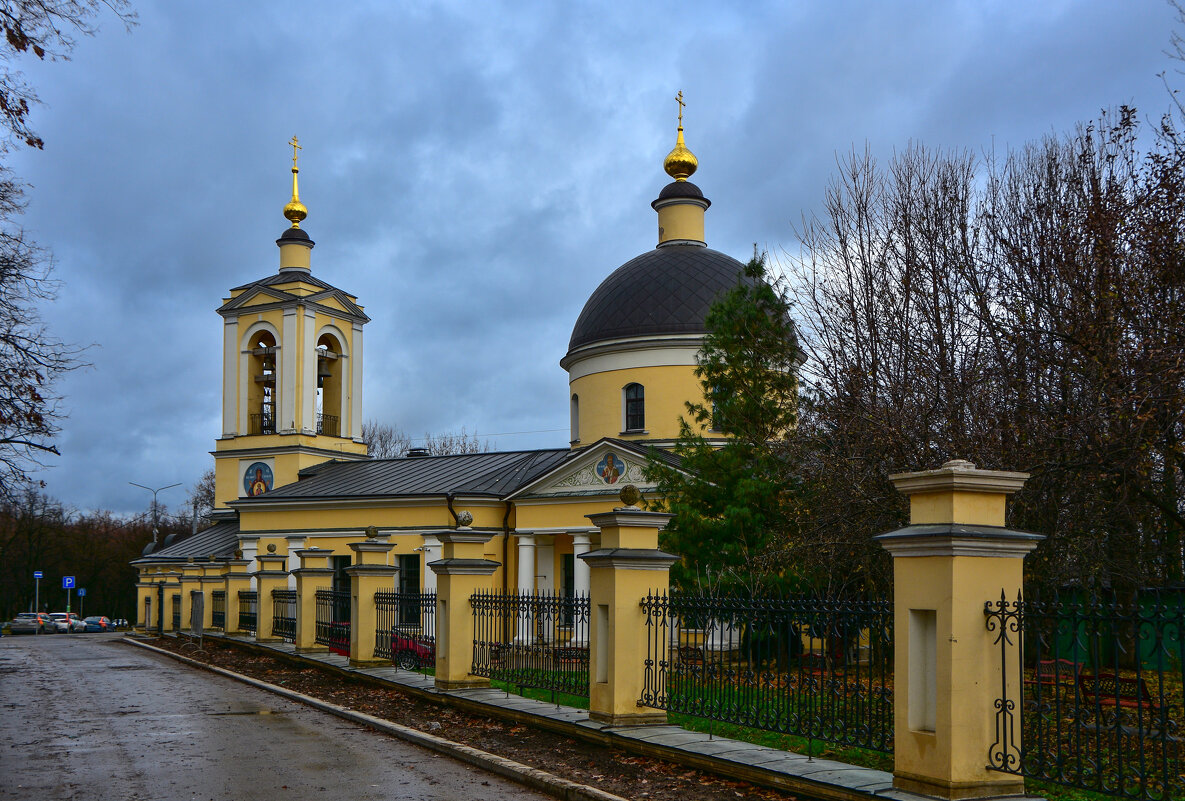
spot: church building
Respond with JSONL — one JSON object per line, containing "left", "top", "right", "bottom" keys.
{"left": 133, "top": 105, "right": 750, "bottom": 614}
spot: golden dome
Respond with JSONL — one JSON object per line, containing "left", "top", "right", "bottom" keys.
{"left": 663, "top": 91, "right": 697, "bottom": 181}
{"left": 284, "top": 135, "right": 307, "bottom": 228}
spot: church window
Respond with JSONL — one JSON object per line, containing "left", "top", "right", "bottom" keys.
{"left": 624, "top": 383, "right": 645, "bottom": 432}
{"left": 315, "top": 333, "right": 343, "bottom": 437}
{"left": 248, "top": 331, "right": 277, "bottom": 434}
{"left": 570, "top": 394, "right": 579, "bottom": 443}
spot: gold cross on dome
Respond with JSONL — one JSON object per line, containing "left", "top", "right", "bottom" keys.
{"left": 676, "top": 91, "right": 685, "bottom": 126}
{"left": 289, "top": 136, "right": 301, "bottom": 170}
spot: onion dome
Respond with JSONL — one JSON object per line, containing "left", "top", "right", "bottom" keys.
{"left": 283, "top": 135, "right": 308, "bottom": 228}
{"left": 663, "top": 90, "right": 698, "bottom": 181}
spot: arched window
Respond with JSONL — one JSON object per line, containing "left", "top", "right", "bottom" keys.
{"left": 248, "top": 331, "right": 277, "bottom": 434}
{"left": 315, "top": 333, "right": 343, "bottom": 437}
{"left": 623, "top": 383, "right": 645, "bottom": 432}
{"left": 570, "top": 394, "right": 580, "bottom": 443}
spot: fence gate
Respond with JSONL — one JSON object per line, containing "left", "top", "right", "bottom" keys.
{"left": 985, "top": 590, "right": 1184, "bottom": 801}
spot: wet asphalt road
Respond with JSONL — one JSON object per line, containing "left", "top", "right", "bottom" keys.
{"left": 0, "top": 633, "right": 549, "bottom": 800}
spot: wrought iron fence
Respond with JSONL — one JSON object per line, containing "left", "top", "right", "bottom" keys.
{"left": 640, "top": 592, "right": 894, "bottom": 753}
{"left": 315, "top": 588, "right": 350, "bottom": 656}
{"left": 375, "top": 591, "right": 436, "bottom": 670}
{"left": 171, "top": 593, "right": 181, "bottom": 631}
{"left": 211, "top": 590, "right": 225, "bottom": 629}
{"left": 471, "top": 590, "right": 590, "bottom": 698}
{"left": 271, "top": 589, "right": 297, "bottom": 642}
{"left": 238, "top": 590, "right": 258, "bottom": 635}
{"left": 986, "top": 589, "right": 1184, "bottom": 801}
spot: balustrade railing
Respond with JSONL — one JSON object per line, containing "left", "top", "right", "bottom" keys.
{"left": 471, "top": 591, "right": 590, "bottom": 698}
{"left": 271, "top": 589, "right": 297, "bottom": 642}
{"left": 315, "top": 588, "right": 350, "bottom": 656}
{"left": 211, "top": 590, "right": 226, "bottom": 629}
{"left": 238, "top": 590, "right": 258, "bottom": 635}
{"left": 640, "top": 592, "right": 894, "bottom": 753}
{"left": 375, "top": 591, "right": 436, "bottom": 670}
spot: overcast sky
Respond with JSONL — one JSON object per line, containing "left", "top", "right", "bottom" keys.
{"left": 8, "top": 0, "right": 1180, "bottom": 517}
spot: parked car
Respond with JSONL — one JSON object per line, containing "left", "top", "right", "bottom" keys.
{"left": 391, "top": 629, "right": 435, "bottom": 670}
{"left": 83, "top": 616, "right": 113, "bottom": 632}
{"left": 50, "top": 612, "right": 86, "bottom": 633}
{"left": 9, "top": 612, "right": 54, "bottom": 634}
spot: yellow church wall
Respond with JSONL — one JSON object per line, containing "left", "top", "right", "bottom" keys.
{"left": 570, "top": 364, "right": 707, "bottom": 444}
{"left": 513, "top": 497, "right": 638, "bottom": 530}
{"left": 656, "top": 202, "right": 705, "bottom": 244}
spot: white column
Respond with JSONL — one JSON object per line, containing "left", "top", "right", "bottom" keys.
{"left": 421, "top": 534, "right": 441, "bottom": 592}
{"left": 351, "top": 322, "right": 364, "bottom": 441}
{"left": 222, "top": 319, "right": 238, "bottom": 436}
{"left": 280, "top": 309, "right": 298, "bottom": 433}
{"left": 535, "top": 535, "right": 555, "bottom": 593}
{"left": 571, "top": 532, "right": 592, "bottom": 597}
{"left": 286, "top": 536, "right": 305, "bottom": 589}
{"left": 301, "top": 308, "right": 316, "bottom": 433}
{"left": 515, "top": 533, "right": 536, "bottom": 643}
{"left": 240, "top": 537, "right": 260, "bottom": 592}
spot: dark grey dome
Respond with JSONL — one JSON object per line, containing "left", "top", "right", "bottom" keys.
{"left": 653, "top": 180, "right": 710, "bottom": 207}
{"left": 567, "top": 244, "right": 748, "bottom": 353}
{"left": 276, "top": 227, "right": 315, "bottom": 247}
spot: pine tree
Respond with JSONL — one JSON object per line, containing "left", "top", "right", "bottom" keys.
{"left": 646, "top": 253, "right": 801, "bottom": 596}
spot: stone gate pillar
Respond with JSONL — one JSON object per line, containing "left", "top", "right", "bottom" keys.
{"left": 582, "top": 485, "right": 676, "bottom": 726}
{"left": 222, "top": 558, "right": 252, "bottom": 635}
{"left": 346, "top": 537, "right": 397, "bottom": 667}
{"left": 253, "top": 551, "right": 289, "bottom": 643}
{"left": 429, "top": 514, "right": 499, "bottom": 690}
{"left": 293, "top": 547, "right": 333, "bottom": 653}
{"left": 876, "top": 459, "right": 1042, "bottom": 800}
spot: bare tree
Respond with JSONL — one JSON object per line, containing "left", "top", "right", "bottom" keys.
{"left": 0, "top": 1, "right": 134, "bottom": 499}
{"left": 362, "top": 420, "right": 490, "bottom": 458}
{"left": 785, "top": 109, "right": 1185, "bottom": 593}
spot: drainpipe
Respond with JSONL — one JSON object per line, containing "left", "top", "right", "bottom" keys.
{"left": 446, "top": 492, "right": 458, "bottom": 526}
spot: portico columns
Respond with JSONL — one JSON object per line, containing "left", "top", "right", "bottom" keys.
{"left": 516, "top": 533, "right": 536, "bottom": 592}
{"left": 571, "top": 531, "right": 592, "bottom": 596}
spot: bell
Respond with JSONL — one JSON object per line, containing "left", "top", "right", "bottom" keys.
{"left": 317, "top": 359, "right": 332, "bottom": 388}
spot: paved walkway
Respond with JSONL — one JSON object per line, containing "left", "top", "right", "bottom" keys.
{"left": 162, "top": 634, "right": 940, "bottom": 801}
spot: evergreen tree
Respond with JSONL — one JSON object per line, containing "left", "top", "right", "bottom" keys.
{"left": 646, "top": 253, "right": 801, "bottom": 596}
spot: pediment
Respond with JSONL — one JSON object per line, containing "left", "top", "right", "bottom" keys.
{"left": 508, "top": 440, "right": 656, "bottom": 499}
{"left": 220, "top": 285, "right": 293, "bottom": 313}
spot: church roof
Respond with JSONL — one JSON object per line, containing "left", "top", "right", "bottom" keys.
{"left": 134, "top": 519, "right": 241, "bottom": 562}
{"left": 567, "top": 244, "right": 749, "bottom": 353}
{"left": 236, "top": 448, "right": 574, "bottom": 502}
{"left": 229, "top": 269, "right": 339, "bottom": 293}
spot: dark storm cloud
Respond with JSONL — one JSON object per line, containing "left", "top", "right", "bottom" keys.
{"left": 4, "top": 0, "right": 1177, "bottom": 514}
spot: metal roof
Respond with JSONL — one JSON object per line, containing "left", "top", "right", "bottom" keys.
{"left": 140, "top": 519, "right": 240, "bottom": 561}
{"left": 238, "top": 448, "right": 575, "bottom": 502}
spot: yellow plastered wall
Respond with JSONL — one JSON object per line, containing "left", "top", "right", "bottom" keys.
{"left": 892, "top": 554, "right": 1026, "bottom": 793}
{"left": 570, "top": 364, "right": 707, "bottom": 444}
{"left": 909, "top": 491, "right": 1007, "bottom": 527}
{"left": 656, "top": 202, "right": 705, "bottom": 244}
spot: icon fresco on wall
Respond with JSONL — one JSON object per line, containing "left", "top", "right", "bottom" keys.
{"left": 597, "top": 453, "right": 622, "bottom": 484}
{"left": 244, "top": 462, "right": 274, "bottom": 496}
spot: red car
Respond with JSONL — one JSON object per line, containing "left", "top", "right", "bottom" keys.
{"left": 391, "top": 630, "right": 434, "bottom": 670}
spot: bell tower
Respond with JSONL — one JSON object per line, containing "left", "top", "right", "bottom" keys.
{"left": 211, "top": 138, "right": 370, "bottom": 509}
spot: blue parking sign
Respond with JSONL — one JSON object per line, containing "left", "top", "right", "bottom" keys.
{"left": 63, "top": 576, "right": 74, "bottom": 589}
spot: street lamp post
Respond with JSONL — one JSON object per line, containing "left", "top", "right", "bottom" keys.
{"left": 129, "top": 482, "right": 182, "bottom": 548}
